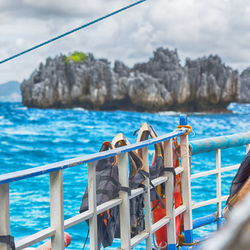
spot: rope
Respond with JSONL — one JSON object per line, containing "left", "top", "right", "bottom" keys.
{"left": 151, "top": 219, "right": 168, "bottom": 249}
{"left": 180, "top": 241, "right": 196, "bottom": 246}
{"left": 178, "top": 235, "right": 196, "bottom": 247}
{"left": 82, "top": 229, "right": 89, "bottom": 250}
{"left": 177, "top": 125, "right": 192, "bottom": 136}
{"left": 0, "top": 0, "right": 146, "bottom": 65}
{"left": 152, "top": 232, "right": 168, "bottom": 250}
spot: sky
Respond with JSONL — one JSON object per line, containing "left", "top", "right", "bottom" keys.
{"left": 1, "top": 0, "right": 250, "bottom": 84}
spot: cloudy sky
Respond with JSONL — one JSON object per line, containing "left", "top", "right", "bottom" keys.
{"left": 1, "top": 0, "right": 250, "bottom": 84}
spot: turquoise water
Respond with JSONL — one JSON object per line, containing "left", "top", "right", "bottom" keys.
{"left": 0, "top": 102, "right": 250, "bottom": 249}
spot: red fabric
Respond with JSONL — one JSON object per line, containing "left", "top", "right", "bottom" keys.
{"left": 152, "top": 147, "right": 182, "bottom": 246}
{"left": 152, "top": 190, "right": 182, "bottom": 245}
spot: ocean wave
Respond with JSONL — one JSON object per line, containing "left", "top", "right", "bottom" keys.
{"left": 1, "top": 102, "right": 250, "bottom": 250}
{"left": 28, "top": 116, "right": 40, "bottom": 121}
{"left": 15, "top": 106, "right": 28, "bottom": 111}
{"left": 76, "top": 138, "right": 90, "bottom": 143}
{"left": 52, "top": 138, "right": 74, "bottom": 143}
{"left": 3, "top": 128, "right": 39, "bottom": 135}
{"left": 0, "top": 120, "right": 13, "bottom": 125}
{"left": 227, "top": 102, "right": 250, "bottom": 114}
{"left": 158, "top": 110, "right": 215, "bottom": 116}
{"left": 72, "top": 107, "right": 87, "bottom": 112}
{"left": 158, "top": 111, "right": 180, "bottom": 116}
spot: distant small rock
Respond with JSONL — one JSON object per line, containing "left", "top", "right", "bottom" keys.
{"left": 0, "top": 81, "right": 21, "bottom": 102}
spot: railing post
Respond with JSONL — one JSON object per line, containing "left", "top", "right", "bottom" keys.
{"left": 88, "top": 162, "right": 98, "bottom": 249}
{"left": 118, "top": 153, "right": 131, "bottom": 250}
{"left": 0, "top": 184, "right": 11, "bottom": 250}
{"left": 216, "top": 149, "right": 222, "bottom": 229}
{"left": 163, "top": 139, "right": 177, "bottom": 250}
{"left": 50, "top": 170, "right": 65, "bottom": 249}
{"left": 180, "top": 115, "right": 193, "bottom": 244}
{"left": 142, "top": 147, "right": 152, "bottom": 250}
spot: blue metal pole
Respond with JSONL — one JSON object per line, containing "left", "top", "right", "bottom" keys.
{"left": 168, "top": 244, "right": 177, "bottom": 250}
{"left": 217, "top": 217, "right": 223, "bottom": 230}
{"left": 179, "top": 114, "right": 188, "bottom": 126}
{"left": 190, "top": 132, "right": 250, "bottom": 155}
{"left": 193, "top": 213, "right": 217, "bottom": 229}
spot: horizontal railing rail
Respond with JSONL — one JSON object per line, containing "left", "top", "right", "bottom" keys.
{"left": 191, "top": 164, "right": 240, "bottom": 180}
{"left": 189, "top": 132, "right": 250, "bottom": 155}
{"left": 193, "top": 213, "right": 218, "bottom": 229}
{"left": 0, "top": 130, "right": 185, "bottom": 185}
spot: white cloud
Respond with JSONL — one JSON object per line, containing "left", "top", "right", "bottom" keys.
{"left": 1, "top": 0, "right": 250, "bottom": 84}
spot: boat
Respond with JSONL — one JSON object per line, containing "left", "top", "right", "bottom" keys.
{"left": 0, "top": 0, "right": 249, "bottom": 248}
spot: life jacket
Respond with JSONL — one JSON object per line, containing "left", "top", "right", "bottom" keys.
{"left": 0, "top": 235, "right": 15, "bottom": 250}
{"left": 80, "top": 138, "right": 146, "bottom": 248}
{"left": 80, "top": 141, "right": 121, "bottom": 248}
{"left": 224, "top": 150, "right": 250, "bottom": 217}
{"left": 136, "top": 123, "right": 183, "bottom": 247}
{"left": 111, "top": 133, "right": 146, "bottom": 237}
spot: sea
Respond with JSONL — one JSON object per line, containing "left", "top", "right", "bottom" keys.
{"left": 0, "top": 102, "right": 249, "bottom": 249}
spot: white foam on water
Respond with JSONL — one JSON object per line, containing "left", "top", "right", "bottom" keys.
{"left": 77, "top": 138, "right": 90, "bottom": 143}
{"left": 0, "top": 120, "right": 13, "bottom": 125}
{"left": 72, "top": 107, "right": 87, "bottom": 112}
{"left": 3, "top": 128, "right": 38, "bottom": 135}
{"left": 28, "top": 116, "right": 39, "bottom": 121}
{"left": 158, "top": 111, "right": 180, "bottom": 116}
{"left": 190, "top": 112, "right": 212, "bottom": 115}
{"left": 16, "top": 106, "right": 28, "bottom": 110}
{"left": 227, "top": 102, "right": 250, "bottom": 114}
{"left": 52, "top": 138, "right": 74, "bottom": 143}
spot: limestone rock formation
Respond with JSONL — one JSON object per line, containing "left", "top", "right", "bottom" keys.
{"left": 134, "top": 48, "right": 189, "bottom": 106}
{"left": 133, "top": 48, "right": 240, "bottom": 111}
{"left": 21, "top": 48, "right": 241, "bottom": 112}
{"left": 185, "top": 55, "right": 240, "bottom": 110}
{"left": 240, "top": 68, "right": 250, "bottom": 103}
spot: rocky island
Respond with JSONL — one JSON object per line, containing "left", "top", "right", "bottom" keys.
{"left": 21, "top": 48, "right": 248, "bottom": 112}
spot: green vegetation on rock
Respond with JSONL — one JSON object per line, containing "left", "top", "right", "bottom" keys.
{"left": 65, "top": 51, "right": 87, "bottom": 63}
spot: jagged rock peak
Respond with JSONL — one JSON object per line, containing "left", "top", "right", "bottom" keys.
{"left": 240, "top": 67, "right": 250, "bottom": 103}
{"left": 133, "top": 47, "right": 182, "bottom": 75}
{"left": 114, "top": 60, "right": 130, "bottom": 77}
{"left": 185, "top": 54, "right": 240, "bottom": 106}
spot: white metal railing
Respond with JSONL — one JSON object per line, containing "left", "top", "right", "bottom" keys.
{"left": 190, "top": 134, "right": 250, "bottom": 228}
{"left": 0, "top": 128, "right": 190, "bottom": 250}
{"left": 1, "top": 125, "right": 249, "bottom": 249}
